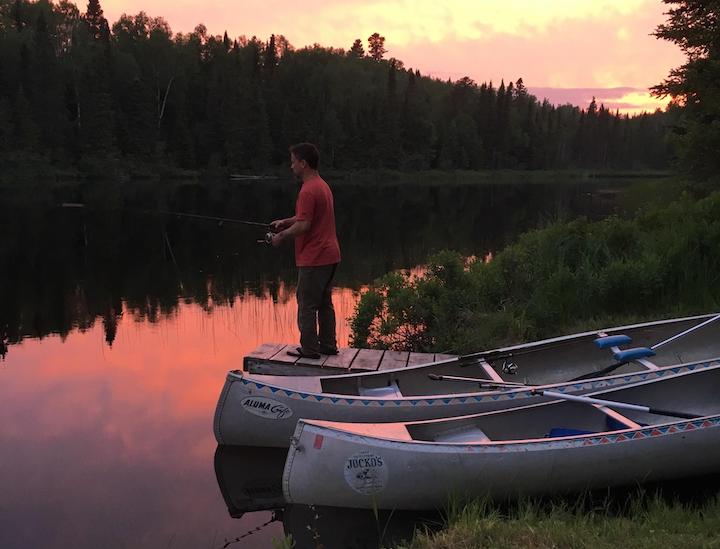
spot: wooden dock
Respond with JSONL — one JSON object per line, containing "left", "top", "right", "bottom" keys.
{"left": 244, "top": 343, "right": 457, "bottom": 376}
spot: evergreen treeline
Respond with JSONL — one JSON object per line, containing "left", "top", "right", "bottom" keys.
{"left": 0, "top": 0, "right": 675, "bottom": 172}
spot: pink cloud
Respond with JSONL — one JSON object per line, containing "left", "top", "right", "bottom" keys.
{"left": 390, "top": 8, "right": 683, "bottom": 90}
{"left": 528, "top": 86, "right": 666, "bottom": 113}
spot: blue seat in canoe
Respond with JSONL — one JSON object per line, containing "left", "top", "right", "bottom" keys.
{"left": 594, "top": 334, "right": 632, "bottom": 349}
{"left": 613, "top": 347, "right": 656, "bottom": 362}
{"left": 547, "top": 427, "right": 595, "bottom": 438}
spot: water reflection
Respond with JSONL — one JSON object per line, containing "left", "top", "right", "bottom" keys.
{"left": 214, "top": 445, "right": 440, "bottom": 549}
{"left": 0, "top": 295, "right": 357, "bottom": 549}
{"left": 1, "top": 177, "right": 627, "bottom": 357}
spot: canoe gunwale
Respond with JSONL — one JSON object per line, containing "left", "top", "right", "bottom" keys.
{"left": 295, "top": 411, "right": 720, "bottom": 451}
{"left": 227, "top": 358, "right": 720, "bottom": 407}
{"left": 290, "top": 362, "right": 720, "bottom": 448}
{"left": 306, "top": 312, "right": 720, "bottom": 381}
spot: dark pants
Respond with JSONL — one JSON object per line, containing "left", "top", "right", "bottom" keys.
{"left": 297, "top": 264, "right": 338, "bottom": 353}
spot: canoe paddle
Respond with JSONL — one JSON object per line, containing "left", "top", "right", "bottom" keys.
{"left": 531, "top": 389, "right": 702, "bottom": 420}
{"left": 427, "top": 374, "right": 529, "bottom": 388}
{"left": 650, "top": 312, "right": 720, "bottom": 350}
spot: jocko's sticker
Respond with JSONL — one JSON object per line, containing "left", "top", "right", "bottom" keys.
{"left": 240, "top": 396, "right": 293, "bottom": 420}
{"left": 344, "top": 451, "right": 388, "bottom": 495}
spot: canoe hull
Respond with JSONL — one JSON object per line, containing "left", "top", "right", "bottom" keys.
{"left": 283, "top": 415, "right": 720, "bottom": 509}
{"left": 213, "top": 359, "right": 717, "bottom": 447}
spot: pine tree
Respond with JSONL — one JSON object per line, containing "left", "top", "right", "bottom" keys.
{"left": 348, "top": 38, "right": 364, "bottom": 58}
{"left": 0, "top": 97, "right": 13, "bottom": 151}
{"left": 11, "top": 0, "right": 24, "bottom": 31}
{"left": 124, "top": 77, "right": 156, "bottom": 157}
{"left": 652, "top": 0, "right": 720, "bottom": 178}
{"left": 367, "top": 33, "right": 386, "bottom": 61}
{"left": 264, "top": 34, "right": 278, "bottom": 71}
{"left": 320, "top": 107, "right": 343, "bottom": 167}
{"left": 33, "top": 11, "right": 65, "bottom": 153}
{"left": 84, "top": 0, "right": 109, "bottom": 43}
{"left": 14, "top": 87, "right": 39, "bottom": 150}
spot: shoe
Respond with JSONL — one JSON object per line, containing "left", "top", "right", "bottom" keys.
{"left": 319, "top": 346, "right": 339, "bottom": 355}
{"left": 287, "top": 347, "right": 321, "bottom": 359}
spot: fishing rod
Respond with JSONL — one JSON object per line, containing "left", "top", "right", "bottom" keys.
{"left": 61, "top": 202, "right": 270, "bottom": 228}
{"left": 60, "top": 202, "right": 275, "bottom": 244}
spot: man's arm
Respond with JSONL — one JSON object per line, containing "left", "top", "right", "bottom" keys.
{"left": 271, "top": 219, "right": 310, "bottom": 247}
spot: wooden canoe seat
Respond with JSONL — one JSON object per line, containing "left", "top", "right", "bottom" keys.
{"left": 478, "top": 359, "right": 504, "bottom": 382}
{"left": 547, "top": 405, "right": 642, "bottom": 439}
{"left": 358, "top": 381, "right": 402, "bottom": 398}
{"left": 433, "top": 426, "right": 491, "bottom": 443}
{"left": 594, "top": 405, "right": 642, "bottom": 430}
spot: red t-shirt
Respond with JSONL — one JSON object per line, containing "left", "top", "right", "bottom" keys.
{"left": 294, "top": 176, "right": 341, "bottom": 267}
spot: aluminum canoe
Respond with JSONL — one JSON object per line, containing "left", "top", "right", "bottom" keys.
{"left": 282, "top": 363, "right": 720, "bottom": 509}
{"left": 214, "top": 313, "right": 720, "bottom": 447}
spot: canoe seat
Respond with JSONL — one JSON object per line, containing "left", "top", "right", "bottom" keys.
{"left": 547, "top": 427, "right": 595, "bottom": 438}
{"left": 433, "top": 426, "right": 490, "bottom": 443}
{"left": 594, "top": 334, "right": 632, "bottom": 349}
{"left": 613, "top": 347, "right": 656, "bottom": 362}
{"left": 598, "top": 405, "right": 644, "bottom": 430}
{"left": 548, "top": 413, "right": 644, "bottom": 438}
{"left": 358, "top": 381, "right": 402, "bottom": 398}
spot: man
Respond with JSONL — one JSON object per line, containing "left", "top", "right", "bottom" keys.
{"left": 271, "top": 143, "right": 341, "bottom": 359}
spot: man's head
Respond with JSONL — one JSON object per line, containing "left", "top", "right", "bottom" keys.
{"left": 289, "top": 143, "right": 320, "bottom": 178}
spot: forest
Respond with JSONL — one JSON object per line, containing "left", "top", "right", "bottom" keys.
{"left": 0, "top": 0, "right": 675, "bottom": 173}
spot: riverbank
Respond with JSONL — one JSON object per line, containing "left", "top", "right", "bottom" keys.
{"left": 350, "top": 188, "right": 720, "bottom": 353}
{"left": 400, "top": 491, "right": 720, "bottom": 548}
{"left": 0, "top": 152, "right": 674, "bottom": 188}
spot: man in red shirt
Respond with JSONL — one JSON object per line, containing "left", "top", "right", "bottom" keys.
{"left": 271, "top": 143, "right": 341, "bottom": 359}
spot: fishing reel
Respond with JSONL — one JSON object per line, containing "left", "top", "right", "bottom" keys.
{"left": 501, "top": 360, "right": 518, "bottom": 375}
{"left": 258, "top": 231, "right": 274, "bottom": 245}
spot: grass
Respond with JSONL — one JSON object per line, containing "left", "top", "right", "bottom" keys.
{"left": 399, "top": 491, "right": 720, "bottom": 549}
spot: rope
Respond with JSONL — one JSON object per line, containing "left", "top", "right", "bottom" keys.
{"left": 219, "top": 514, "right": 279, "bottom": 548}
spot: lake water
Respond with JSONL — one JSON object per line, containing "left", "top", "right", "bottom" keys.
{"left": 0, "top": 175, "right": 640, "bottom": 548}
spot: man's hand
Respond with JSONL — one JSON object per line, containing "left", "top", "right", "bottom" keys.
{"left": 271, "top": 231, "right": 285, "bottom": 247}
{"left": 269, "top": 219, "right": 309, "bottom": 248}
{"left": 270, "top": 218, "right": 293, "bottom": 232}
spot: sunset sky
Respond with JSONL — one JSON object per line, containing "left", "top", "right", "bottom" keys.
{"left": 97, "top": 0, "right": 684, "bottom": 114}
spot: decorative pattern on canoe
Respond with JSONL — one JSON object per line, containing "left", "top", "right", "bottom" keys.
{"left": 453, "top": 415, "right": 720, "bottom": 453}
{"left": 237, "top": 361, "right": 712, "bottom": 407}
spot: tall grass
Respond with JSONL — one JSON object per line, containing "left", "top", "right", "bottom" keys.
{"left": 400, "top": 491, "right": 720, "bottom": 549}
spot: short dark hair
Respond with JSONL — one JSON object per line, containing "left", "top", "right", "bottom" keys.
{"left": 289, "top": 143, "right": 320, "bottom": 169}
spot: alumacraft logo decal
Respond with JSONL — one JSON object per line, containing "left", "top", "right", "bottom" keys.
{"left": 344, "top": 451, "right": 388, "bottom": 495}
{"left": 240, "top": 396, "right": 293, "bottom": 420}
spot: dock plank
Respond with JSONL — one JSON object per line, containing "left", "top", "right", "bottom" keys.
{"left": 324, "top": 347, "right": 360, "bottom": 369}
{"left": 407, "top": 352, "right": 434, "bottom": 367}
{"left": 247, "top": 342, "right": 286, "bottom": 360}
{"left": 434, "top": 353, "right": 458, "bottom": 362}
{"left": 296, "top": 354, "right": 329, "bottom": 367}
{"left": 269, "top": 344, "right": 300, "bottom": 363}
{"left": 350, "top": 348, "right": 385, "bottom": 371}
{"left": 378, "top": 350, "right": 409, "bottom": 370}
